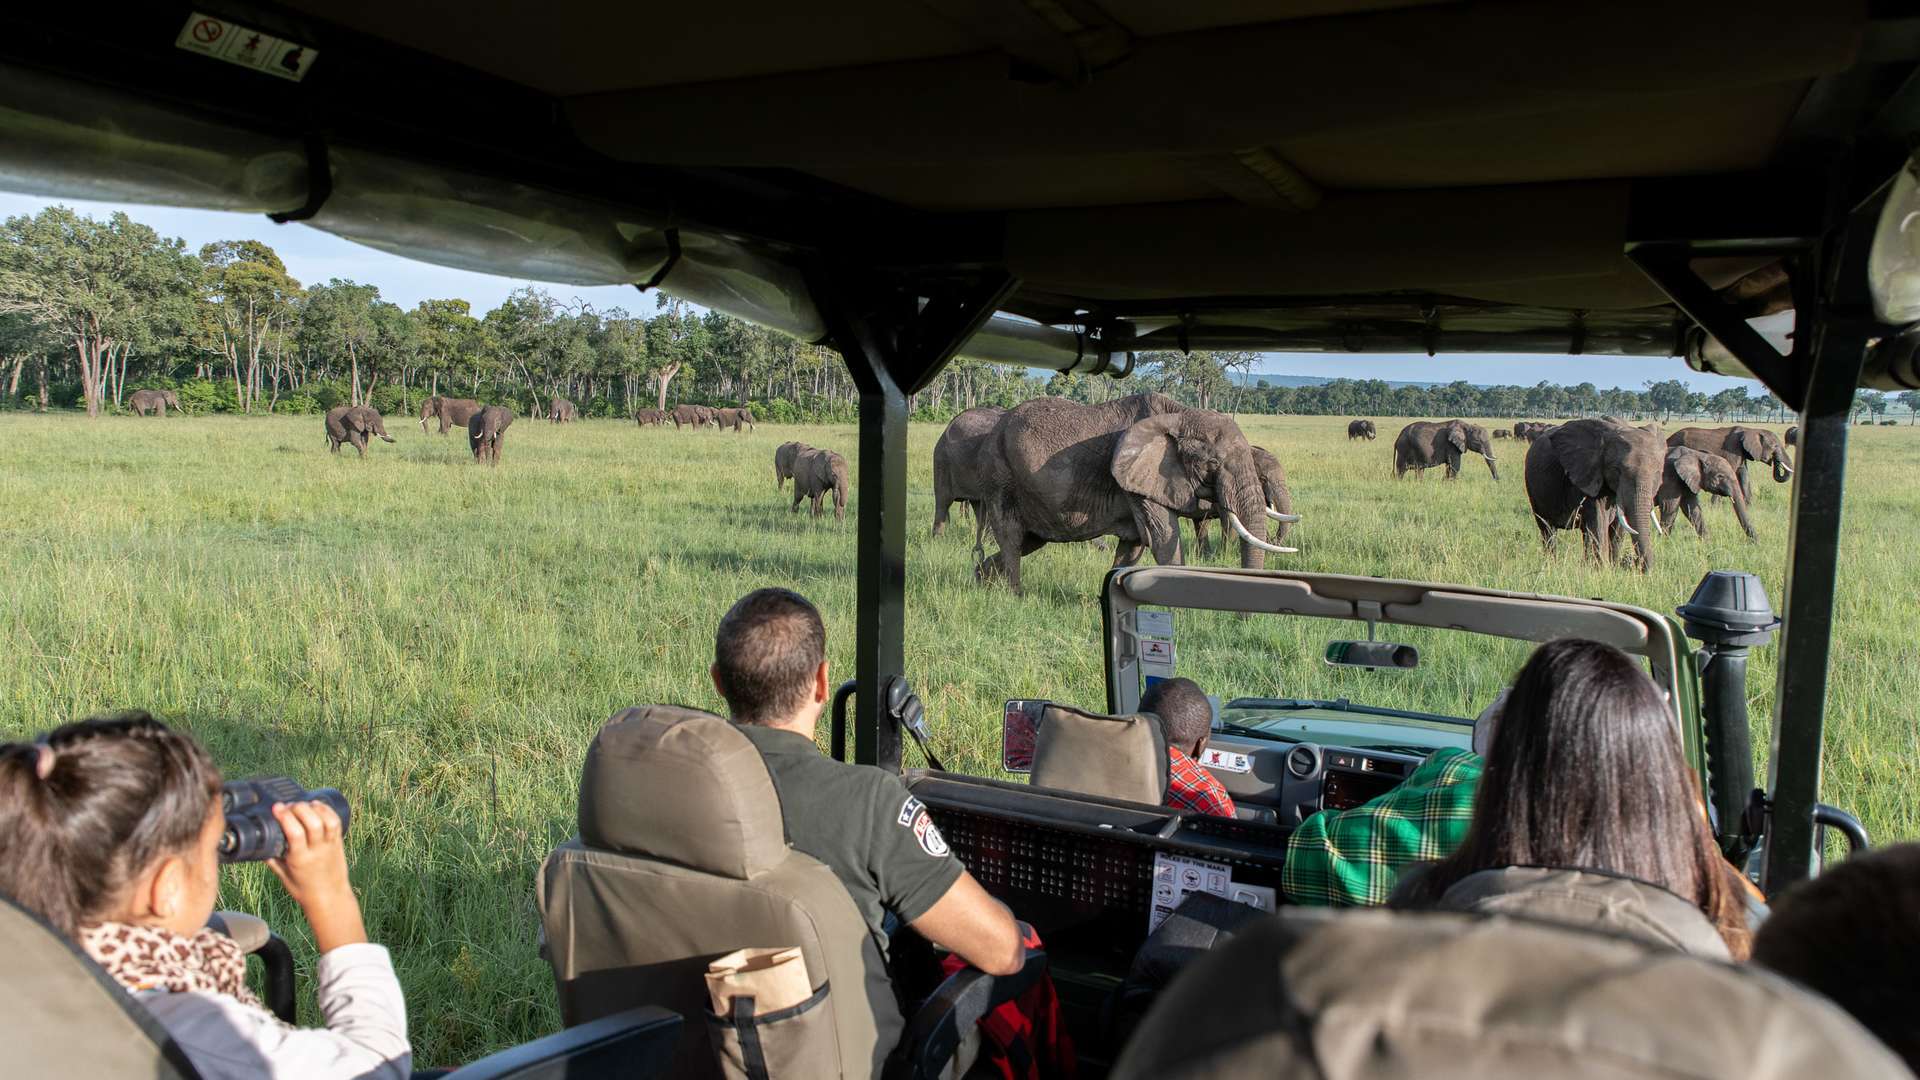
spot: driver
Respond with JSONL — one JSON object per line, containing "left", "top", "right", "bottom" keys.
{"left": 1279, "top": 691, "right": 1501, "bottom": 907}
{"left": 1141, "top": 677, "right": 1236, "bottom": 819}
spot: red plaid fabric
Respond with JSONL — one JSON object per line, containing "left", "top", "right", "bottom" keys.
{"left": 1166, "top": 747, "right": 1236, "bottom": 818}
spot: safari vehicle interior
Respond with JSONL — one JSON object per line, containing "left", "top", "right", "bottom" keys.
{"left": 3, "top": 0, "right": 1917, "bottom": 1076}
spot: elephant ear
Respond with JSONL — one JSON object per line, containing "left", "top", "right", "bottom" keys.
{"left": 1112, "top": 413, "right": 1202, "bottom": 512}
{"left": 1667, "top": 447, "right": 1704, "bottom": 494}
{"left": 1557, "top": 430, "right": 1608, "bottom": 498}
{"left": 1735, "top": 428, "right": 1766, "bottom": 460}
{"left": 1447, "top": 424, "right": 1468, "bottom": 452}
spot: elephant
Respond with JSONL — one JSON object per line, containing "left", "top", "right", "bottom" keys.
{"left": 1394, "top": 420, "right": 1499, "bottom": 480}
{"left": 791, "top": 447, "right": 849, "bottom": 520}
{"left": 774, "top": 441, "right": 811, "bottom": 489}
{"left": 549, "top": 397, "right": 577, "bottom": 423}
{"left": 1525, "top": 418, "right": 1666, "bottom": 572}
{"left": 1190, "top": 445, "right": 1295, "bottom": 558}
{"left": 671, "top": 403, "right": 709, "bottom": 430}
{"left": 632, "top": 407, "right": 666, "bottom": 426}
{"left": 468, "top": 405, "right": 514, "bottom": 465}
{"left": 1666, "top": 426, "right": 1792, "bottom": 500}
{"left": 1347, "top": 419, "right": 1376, "bottom": 440}
{"left": 716, "top": 406, "right": 755, "bottom": 432}
{"left": 1513, "top": 421, "right": 1555, "bottom": 442}
{"left": 1493, "top": 428, "right": 1512, "bottom": 439}
{"left": 324, "top": 405, "right": 397, "bottom": 457}
{"left": 977, "top": 393, "right": 1292, "bottom": 595}
{"left": 128, "top": 389, "right": 182, "bottom": 416}
{"left": 1784, "top": 425, "right": 1798, "bottom": 447}
{"left": 1657, "top": 446, "right": 1756, "bottom": 541}
{"left": 932, "top": 406, "right": 1007, "bottom": 552}
{"left": 693, "top": 404, "right": 721, "bottom": 428}
{"left": 421, "top": 395, "right": 484, "bottom": 434}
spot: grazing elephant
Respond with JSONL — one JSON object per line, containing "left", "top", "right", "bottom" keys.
{"left": 632, "top": 407, "right": 665, "bottom": 426}
{"left": 421, "top": 395, "right": 484, "bottom": 434}
{"left": 1493, "top": 428, "right": 1512, "bottom": 439}
{"left": 774, "top": 441, "right": 810, "bottom": 489}
{"left": 1784, "top": 425, "right": 1798, "bottom": 446}
{"left": 128, "top": 389, "right": 182, "bottom": 416}
{"left": 1347, "top": 419, "right": 1376, "bottom": 440}
{"left": 1512, "top": 421, "right": 1554, "bottom": 442}
{"left": 468, "top": 405, "right": 514, "bottom": 465}
{"left": 549, "top": 397, "right": 577, "bottom": 423}
{"left": 670, "top": 404, "right": 707, "bottom": 430}
{"left": 1666, "top": 426, "right": 1792, "bottom": 500}
{"left": 1394, "top": 420, "right": 1499, "bottom": 480}
{"left": 325, "top": 405, "right": 397, "bottom": 457}
{"left": 932, "top": 406, "right": 1007, "bottom": 552}
{"left": 978, "top": 393, "right": 1292, "bottom": 595}
{"left": 692, "top": 404, "right": 720, "bottom": 428}
{"left": 715, "top": 407, "right": 756, "bottom": 432}
{"left": 1191, "top": 445, "right": 1296, "bottom": 558}
{"left": 792, "top": 447, "right": 849, "bottom": 520}
{"left": 1525, "top": 418, "right": 1666, "bottom": 572}
{"left": 1657, "top": 446, "right": 1756, "bottom": 541}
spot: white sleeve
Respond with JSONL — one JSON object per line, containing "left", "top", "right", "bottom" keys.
{"left": 142, "top": 944, "right": 411, "bottom": 1080}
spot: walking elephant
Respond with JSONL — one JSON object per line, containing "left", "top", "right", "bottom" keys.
{"left": 977, "top": 393, "right": 1293, "bottom": 595}
{"left": 1666, "top": 426, "right": 1792, "bottom": 500}
{"left": 774, "top": 441, "right": 811, "bottom": 489}
{"left": 1191, "top": 445, "right": 1296, "bottom": 558}
{"left": 1525, "top": 418, "right": 1665, "bottom": 572}
{"left": 791, "top": 447, "right": 849, "bottom": 520}
{"left": 671, "top": 404, "right": 708, "bottom": 430}
{"left": 128, "top": 389, "right": 182, "bottom": 416}
{"left": 468, "top": 405, "right": 514, "bottom": 465}
{"left": 1394, "top": 420, "right": 1499, "bottom": 480}
{"left": 421, "top": 395, "right": 484, "bottom": 434}
{"left": 632, "top": 407, "right": 665, "bottom": 426}
{"left": 716, "top": 407, "right": 755, "bottom": 432}
{"left": 1347, "top": 419, "right": 1376, "bottom": 440}
{"left": 1657, "top": 446, "right": 1756, "bottom": 541}
{"left": 1493, "top": 429, "right": 1512, "bottom": 439}
{"left": 932, "top": 406, "right": 1007, "bottom": 552}
{"left": 549, "top": 397, "right": 577, "bottom": 423}
{"left": 1513, "top": 421, "right": 1555, "bottom": 442}
{"left": 325, "top": 405, "right": 397, "bottom": 457}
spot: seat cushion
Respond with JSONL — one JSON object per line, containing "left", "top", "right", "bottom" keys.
{"left": 1432, "top": 866, "right": 1731, "bottom": 959}
{"left": 1030, "top": 704, "right": 1170, "bottom": 805}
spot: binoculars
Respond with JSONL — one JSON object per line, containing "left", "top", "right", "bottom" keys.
{"left": 220, "top": 777, "right": 351, "bottom": 864}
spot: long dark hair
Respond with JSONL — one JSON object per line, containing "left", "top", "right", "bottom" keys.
{"left": 1402, "top": 639, "right": 1748, "bottom": 956}
{"left": 0, "top": 713, "right": 222, "bottom": 937}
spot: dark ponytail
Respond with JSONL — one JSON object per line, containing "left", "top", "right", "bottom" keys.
{"left": 0, "top": 713, "right": 222, "bottom": 938}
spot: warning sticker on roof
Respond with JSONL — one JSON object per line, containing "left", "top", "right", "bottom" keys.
{"left": 175, "top": 13, "right": 318, "bottom": 82}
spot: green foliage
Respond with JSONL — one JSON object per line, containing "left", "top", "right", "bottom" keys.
{"left": 370, "top": 383, "right": 412, "bottom": 417}
{"left": 172, "top": 379, "right": 232, "bottom": 413}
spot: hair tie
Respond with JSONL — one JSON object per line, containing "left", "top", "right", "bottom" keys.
{"left": 33, "top": 742, "right": 54, "bottom": 780}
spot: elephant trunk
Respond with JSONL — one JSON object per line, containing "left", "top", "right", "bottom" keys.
{"left": 1484, "top": 453, "right": 1499, "bottom": 481}
{"left": 1222, "top": 472, "right": 1284, "bottom": 567}
{"left": 1730, "top": 484, "right": 1758, "bottom": 540}
{"left": 1620, "top": 480, "right": 1656, "bottom": 572}
{"left": 1772, "top": 455, "right": 1793, "bottom": 483}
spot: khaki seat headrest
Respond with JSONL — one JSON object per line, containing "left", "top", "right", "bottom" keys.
{"left": 1113, "top": 907, "right": 1910, "bottom": 1080}
{"left": 578, "top": 705, "right": 788, "bottom": 880}
{"left": 1031, "top": 704, "right": 1169, "bottom": 806}
{"left": 1433, "top": 866, "right": 1732, "bottom": 959}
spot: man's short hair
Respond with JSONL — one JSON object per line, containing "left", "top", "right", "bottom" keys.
{"left": 1142, "top": 677, "right": 1212, "bottom": 752}
{"left": 1752, "top": 842, "right": 1920, "bottom": 1070}
{"left": 714, "top": 589, "right": 827, "bottom": 725}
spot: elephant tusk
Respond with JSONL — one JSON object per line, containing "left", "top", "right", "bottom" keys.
{"left": 1265, "top": 506, "right": 1301, "bottom": 523}
{"left": 1613, "top": 507, "right": 1638, "bottom": 537}
{"left": 1224, "top": 510, "right": 1299, "bottom": 554}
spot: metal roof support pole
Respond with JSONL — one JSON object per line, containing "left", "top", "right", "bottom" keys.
{"left": 808, "top": 267, "right": 1019, "bottom": 774}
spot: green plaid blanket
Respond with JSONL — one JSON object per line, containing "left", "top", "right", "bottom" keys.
{"left": 1282, "top": 747, "right": 1483, "bottom": 907}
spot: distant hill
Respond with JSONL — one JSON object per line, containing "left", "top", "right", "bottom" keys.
{"left": 1231, "top": 372, "right": 1449, "bottom": 390}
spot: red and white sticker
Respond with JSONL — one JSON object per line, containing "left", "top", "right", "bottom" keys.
{"left": 1201, "top": 747, "right": 1252, "bottom": 774}
{"left": 175, "top": 12, "right": 318, "bottom": 82}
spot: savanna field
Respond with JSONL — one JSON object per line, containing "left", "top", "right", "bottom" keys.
{"left": 3, "top": 409, "right": 1917, "bottom": 1064}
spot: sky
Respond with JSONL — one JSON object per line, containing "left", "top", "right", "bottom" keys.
{"left": 2, "top": 192, "right": 1760, "bottom": 392}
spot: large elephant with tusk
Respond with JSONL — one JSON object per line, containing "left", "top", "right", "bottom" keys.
{"left": 1525, "top": 418, "right": 1668, "bottom": 572}
{"left": 1190, "top": 445, "right": 1296, "bottom": 559}
{"left": 976, "top": 393, "right": 1295, "bottom": 595}
{"left": 1665, "top": 426, "right": 1793, "bottom": 500}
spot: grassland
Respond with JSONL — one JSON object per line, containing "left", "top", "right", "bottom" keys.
{"left": 1, "top": 409, "right": 1915, "bottom": 1064}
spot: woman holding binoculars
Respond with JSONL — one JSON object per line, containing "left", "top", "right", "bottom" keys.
{"left": 0, "top": 713, "right": 411, "bottom": 1079}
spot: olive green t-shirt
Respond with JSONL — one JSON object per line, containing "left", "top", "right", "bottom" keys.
{"left": 737, "top": 724, "right": 964, "bottom": 940}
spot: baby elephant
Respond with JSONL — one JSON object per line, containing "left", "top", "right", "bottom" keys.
{"left": 324, "top": 405, "right": 397, "bottom": 457}
{"left": 468, "top": 405, "right": 514, "bottom": 465}
{"left": 791, "top": 447, "right": 849, "bottom": 520}
{"left": 1658, "top": 446, "right": 1756, "bottom": 541}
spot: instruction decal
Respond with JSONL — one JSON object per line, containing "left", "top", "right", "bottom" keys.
{"left": 1149, "top": 851, "right": 1234, "bottom": 933}
{"left": 175, "top": 13, "right": 318, "bottom": 81}
{"left": 1200, "top": 747, "right": 1252, "bottom": 774}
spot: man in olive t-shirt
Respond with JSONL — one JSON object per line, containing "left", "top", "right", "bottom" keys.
{"left": 710, "top": 588, "right": 1024, "bottom": 976}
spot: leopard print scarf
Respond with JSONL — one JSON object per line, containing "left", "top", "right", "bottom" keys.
{"left": 79, "top": 921, "right": 276, "bottom": 1019}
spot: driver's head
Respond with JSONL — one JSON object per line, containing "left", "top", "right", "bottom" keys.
{"left": 1142, "top": 677, "right": 1212, "bottom": 757}
{"left": 712, "top": 588, "right": 828, "bottom": 728}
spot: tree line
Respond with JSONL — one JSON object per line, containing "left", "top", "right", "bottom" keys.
{"left": 4, "top": 205, "right": 1917, "bottom": 425}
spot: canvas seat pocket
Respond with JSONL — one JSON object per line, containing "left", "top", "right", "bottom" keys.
{"left": 706, "top": 981, "right": 836, "bottom": 1080}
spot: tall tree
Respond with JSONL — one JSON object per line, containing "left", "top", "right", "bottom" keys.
{"left": 200, "top": 239, "right": 299, "bottom": 412}
{"left": 302, "top": 280, "right": 381, "bottom": 405}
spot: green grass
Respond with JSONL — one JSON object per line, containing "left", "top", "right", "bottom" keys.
{"left": 1, "top": 410, "right": 1916, "bottom": 1064}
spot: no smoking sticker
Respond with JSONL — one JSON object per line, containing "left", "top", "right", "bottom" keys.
{"left": 175, "top": 12, "right": 318, "bottom": 82}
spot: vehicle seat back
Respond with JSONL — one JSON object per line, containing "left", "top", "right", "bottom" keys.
{"left": 1030, "top": 704, "right": 1169, "bottom": 805}
{"left": 1430, "top": 866, "right": 1732, "bottom": 959}
{"left": 1112, "top": 907, "right": 1908, "bottom": 1079}
{"left": 538, "top": 705, "right": 902, "bottom": 1080}
{"left": 0, "top": 890, "right": 199, "bottom": 1079}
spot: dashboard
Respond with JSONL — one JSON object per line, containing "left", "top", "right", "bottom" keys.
{"left": 1204, "top": 735, "right": 1431, "bottom": 825}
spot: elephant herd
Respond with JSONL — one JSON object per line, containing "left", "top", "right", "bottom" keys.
{"left": 929, "top": 395, "right": 1298, "bottom": 595}
{"left": 651, "top": 404, "right": 755, "bottom": 431}
{"left": 775, "top": 441, "right": 848, "bottom": 519}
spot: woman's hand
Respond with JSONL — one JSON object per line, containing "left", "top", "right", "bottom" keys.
{"left": 266, "top": 800, "right": 368, "bottom": 954}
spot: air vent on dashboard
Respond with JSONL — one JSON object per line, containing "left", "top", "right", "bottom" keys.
{"left": 1285, "top": 744, "right": 1321, "bottom": 779}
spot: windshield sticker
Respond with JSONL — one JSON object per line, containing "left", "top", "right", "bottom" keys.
{"left": 1150, "top": 852, "right": 1234, "bottom": 933}
{"left": 1200, "top": 748, "right": 1252, "bottom": 774}
{"left": 175, "top": 13, "right": 319, "bottom": 82}
{"left": 1136, "top": 609, "right": 1175, "bottom": 637}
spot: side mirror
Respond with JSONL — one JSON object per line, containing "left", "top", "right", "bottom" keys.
{"left": 1002, "top": 699, "right": 1047, "bottom": 772}
{"left": 1325, "top": 640, "right": 1419, "bottom": 670}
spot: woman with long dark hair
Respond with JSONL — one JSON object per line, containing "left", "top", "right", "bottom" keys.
{"left": 1392, "top": 638, "right": 1750, "bottom": 958}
